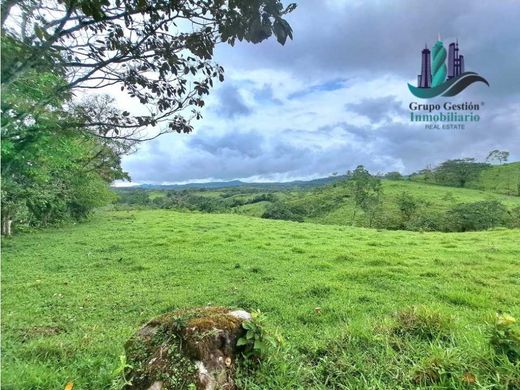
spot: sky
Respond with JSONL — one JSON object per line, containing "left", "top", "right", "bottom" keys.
{"left": 115, "top": 0, "right": 520, "bottom": 185}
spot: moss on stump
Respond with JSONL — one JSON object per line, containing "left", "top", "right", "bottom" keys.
{"left": 124, "top": 307, "right": 251, "bottom": 390}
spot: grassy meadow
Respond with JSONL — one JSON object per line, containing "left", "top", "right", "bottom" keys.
{"left": 2, "top": 209, "right": 520, "bottom": 389}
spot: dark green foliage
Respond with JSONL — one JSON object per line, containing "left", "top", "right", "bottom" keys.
{"left": 251, "top": 193, "right": 276, "bottom": 203}
{"left": 397, "top": 192, "right": 419, "bottom": 223}
{"left": 117, "top": 190, "right": 151, "bottom": 206}
{"left": 433, "top": 158, "right": 490, "bottom": 188}
{"left": 385, "top": 171, "right": 403, "bottom": 180}
{"left": 508, "top": 206, "right": 520, "bottom": 228}
{"left": 262, "top": 201, "right": 304, "bottom": 222}
{"left": 409, "top": 168, "right": 435, "bottom": 183}
{"left": 447, "top": 200, "right": 509, "bottom": 232}
{"left": 1, "top": 66, "right": 124, "bottom": 233}
{"left": 404, "top": 210, "right": 447, "bottom": 232}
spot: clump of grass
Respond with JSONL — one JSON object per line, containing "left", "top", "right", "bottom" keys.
{"left": 306, "top": 331, "right": 390, "bottom": 388}
{"left": 490, "top": 313, "right": 520, "bottom": 363}
{"left": 392, "top": 306, "right": 454, "bottom": 341}
{"left": 302, "top": 285, "right": 333, "bottom": 299}
{"left": 411, "top": 348, "right": 457, "bottom": 385}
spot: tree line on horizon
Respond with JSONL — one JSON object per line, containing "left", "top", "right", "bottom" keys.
{"left": 114, "top": 156, "right": 520, "bottom": 233}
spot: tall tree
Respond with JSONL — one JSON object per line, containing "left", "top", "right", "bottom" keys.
{"left": 349, "top": 165, "right": 383, "bottom": 227}
{"left": 1, "top": 66, "right": 127, "bottom": 234}
{"left": 486, "top": 150, "right": 509, "bottom": 165}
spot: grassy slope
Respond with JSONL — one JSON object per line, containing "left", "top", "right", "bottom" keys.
{"left": 466, "top": 162, "right": 520, "bottom": 195}
{"left": 2, "top": 210, "right": 520, "bottom": 389}
{"left": 233, "top": 179, "right": 520, "bottom": 223}
{"left": 310, "top": 179, "right": 520, "bottom": 226}
{"left": 411, "top": 162, "right": 520, "bottom": 196}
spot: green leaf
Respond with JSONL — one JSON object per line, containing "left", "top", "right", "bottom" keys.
{"left": 236, "top": 337, "right": 248, "bottom": 346}
{"left": 253, "top": 339, "right": 266, "bottom": 351}
{"left": 273, "top": 19, "right": 287, "bottom": 45}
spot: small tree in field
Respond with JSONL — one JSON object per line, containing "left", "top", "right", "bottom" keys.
{"left": 397, "top": 192, "right": 418, "bottom": 225}
{"left": 349, "top": 165, "right": 382, "bottom": 227}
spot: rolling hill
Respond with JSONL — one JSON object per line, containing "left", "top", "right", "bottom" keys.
{"left": 466, "top": 162, "right": 520, "bottom": 195}
{"left": 232, "top": 178, "right": 520, "bottom": 228}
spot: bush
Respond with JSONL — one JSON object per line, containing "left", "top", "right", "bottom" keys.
{"left": 261, "top": 202, "right": 304, "bottom": 222}
{"left": 396, "top": 192, "right": 418, "bottom": 225}
{"left": 251, "top": 193, "right": 276, "bottom": 203}
{"left": 405, "top": 210, "right": 447, "bottom": 232}
{"left": 446, "top": 200, "right": 509, "bottom": 232}
{"left": 507, "top": 206, "right": 520, "bottom": 228}
{"left": 373, "top": 210, "right": 402, "bottom": 230}
{"left": 117, "top": 190, "right": 151, "bottom": 206}
{"left": 237, "top": 310, "right": 280, "bottom": 360}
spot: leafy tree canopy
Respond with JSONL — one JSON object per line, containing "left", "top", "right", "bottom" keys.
{"left": 2, "top": 0, "right": 296, "bottom": 140}
{"left": 433, "top": 158, "right": 490, "bottom": 188}
{"left": 1, "top": 66, "right": 126, "bottom": 234}
{"left": 486, "top": 150, "right": 509, "bottom": 165}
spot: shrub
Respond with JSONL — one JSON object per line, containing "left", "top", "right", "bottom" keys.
{"left": 405, "top": 210, "right": 447, "bottom": 232}
{"left": 261, "top": 202, "right": 304, "bottom": 222}
{"left": 117, "top": 190, "right": 151, "bottom": 206}
{"left": 507, "top": 206, "right": 520, "bottom": 228}
{"left": 251, "top": 193, "right": 276, "bottom": 203}
{"left": 447, "top": 200, "right": 509, "bottom": 232}
{"left": 373, "top": 210, "right": 402, "bottom": 230}
{"left": 396, "top": 192, "right": 418, "bottom": 225}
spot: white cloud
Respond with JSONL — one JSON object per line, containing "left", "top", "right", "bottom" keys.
{"left": 111, "top": 0, "right": 519, "bottom": 184}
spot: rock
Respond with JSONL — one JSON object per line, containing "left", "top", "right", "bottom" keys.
{"left": 123, "top": 307, "right": 251, "bottom": 390}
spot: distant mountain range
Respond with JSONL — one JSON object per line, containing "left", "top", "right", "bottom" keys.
{"left": 119, "top": 175, "right": 348, "bottom": 191}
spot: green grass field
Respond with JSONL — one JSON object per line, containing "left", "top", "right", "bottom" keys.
{"left": 2, "top": 210, "right": 520, "bottom": 389}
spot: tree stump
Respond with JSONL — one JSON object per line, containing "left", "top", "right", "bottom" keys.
{"left": 124, "top": 307, "right": 252, "bottom": 390}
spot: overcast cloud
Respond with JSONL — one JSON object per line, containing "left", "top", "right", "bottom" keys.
{"left": 117, "top": 0, "right": 520, "bottom": 185}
